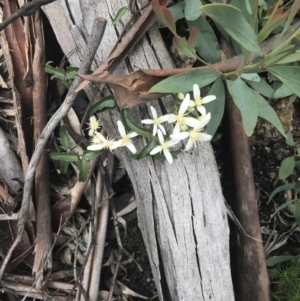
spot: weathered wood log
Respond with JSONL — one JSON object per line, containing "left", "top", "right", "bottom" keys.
{"left": 43, "top": 1, "right": 235, "bottom": 300}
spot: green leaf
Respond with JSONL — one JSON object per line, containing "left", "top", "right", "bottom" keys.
{"left": 59, "top": 125, "right": 72, "bottom": 151}
{"left": 173, "top": 36, "right": 196, "bottom": 59}
{"left": 150, "top": 68, "right": 220, "bottom": 93}
{"left": 268, "top": 66, "right": 300, "bottom": 98}
{"left": 83, "top": 150, "right": 105, "bottom": 161}
{"left": 200, "top": 4, "right": 261, "bottom": 56}
{"left": 279, "top": 156, "right": 295, "bottom": 180}
{"left": 276, "top": 51, "right": 300, "bottom": 65}
{"left": 294, "top": 182, "right": 300, "bottom": 195}
{"left": 121, "top": 108, "right": 151, "bottom": 138}
{"left": 50, "top": 152, "right": 79, "bottom": 162}
{"left": 296, "top": 161, "right": 300, "bottom": 170}
{"left": 157, "top": 2, "right": 185, "bottom": 27}
{"left": 266, "top": 255, "right": 294, "bottom": 267}
{"left": 227, "top": 79, "right": 258, "bottom": 136}
{"left": 187, "top": 27, "right": 198, "bottom": 51}
{"left": 273, "top": 83, "right": 294, "bottom": 99}
{"left": 291, "top": 199, "right": 300, "bottom": 227}
{"left": 185, "top": 0, "right": 202, "bottom": 21}
{"left": 286, "top": 132, "right": 294, "bottom": 146}
{"left": 77, "top": 159, "right": 90, "bottom": 182}
{"left": 205, "top": 78, "right": 225, "bottom": 136}
{"left": 65, "top": 67, "right": 77, "bottom": 80}
{"left": 240, "top": 73, "right": 260, "bottom": 82}
{"left": 88, "top": 96, "right": 115, "bottom": 115}
{"left": 45, "top": 63, "right": 66, "bottom": 80}
{"left": 112, "top": 6, "right": 129, "bottom": 25}
{"left": 187, "top": 17, "right": 221, "bottom": 63}
{"left": 281, "top": 0, "right": 300, "bottom": 37}
{"left": 134, "top": 138, "right": 156, "bottom": 160}
{"left": 254, "top": 92, "right": 286, "bottom": 138}
{"left": 244, "top": 77, "right": 274, "bottom": 98}
{"left": 271, "top": 199, "right": 294, "bottom": 217}
{"left": 268, "top": 183, "right": 296, "bottom": 203}
{"left": 60, "top": 161, "right": 69, "bottom": 174}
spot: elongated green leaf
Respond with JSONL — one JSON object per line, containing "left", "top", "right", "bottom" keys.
{"left": 291, "top": 199, "right": 300, "bottom": 227}
{"left": 83, "top": 150, "right": 105, "bottom": 161}
{"left": 60, "top": 161, "right": 69, "bottom": 174}
{"left": 241, "top": 73, "right": 260, "bottom": 82}
{"left": 45, "top": 64, "right": 66, "bottom": 80}
{"left": 173, "top": 36, "right": 196, "bottom": 59}
{"left": 187, "top": 27, "right": 198, "bottom": 51}
{"left": 268, "top": 183, "right": 296, "bottom": 203}
{"left": 200, "top": 4, "right": 261, "bottom": 55}
{"left": 112, "top": 6, "right": 129, "bottom": 25}
{"left": 50, "top": 152, "right": 79, "bottom": 162}
{"left": 273, "top": 83, "right": 294, "bottom": 99}
{"left": 244, "top": 77, "right": 274, "bottom": 98}
{"left": 271, "top": 199, "right": 294, "bottom": 217}
{"left": 295, "top": 160, "right": 300, "bottom": 170}
{"left": 134, "top": 138, "right": 156, "bottom": 160}
{"left": 279, "top": 156, "right": 295, "bottom": 180}
{"left": 121, "top": 108, "right": 151, "bottom": 138}
{"left": 276, "top": 51, "right": 300, "bottom": 65}
{"left": 59, "top": 125, "right": 72, "bottom": 150}
{"left": 88, "top": 96, "right": 115, "bottom": 115}
{"left": 187, "top": 17, "right": 220, "bottom": 63}
{"left": 185, "top": 0, "right": 202, "bottom": 21}
{"left": 157, "top": 2, "right": 185, "bottom": 27}
{"left": 205, "top": 78, "right": 225, "bottom": 136}
{"left": 78, "top": 159, "right": 90, "bottom": 182}
{"left": 281, "top": 0, "right": 300, "bottom": 37}
{"left": 268, "top": 66, "right": 300, "bottom": 98}
{"left": 294, "top": 182, "right": 300, "bottom": 195}
{"left": 286, "top": 132, "right": 294, "bottom": 146}
{"left": 150, "top": 69, "right": 220, "bottom": 93}
{"left": 266, "top": 255, "right": 294, "bottom": 267}
{"left": 254, "top": 92, "right": 286, "bottom": 138}
{"left": 227, "top": 79, "right": 258, "bottom": 136}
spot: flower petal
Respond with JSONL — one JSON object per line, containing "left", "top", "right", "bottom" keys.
{"left": 117, "top": 121, "right": 126, "bottom": 137}
{"left": 184, "top": 117, "right": 202, "bottom": 128}
{"left": 163, "top": 149, "right": 173, "bottom": 164}
{"left": 197, "top": 105, "right": 207, "bottom": 116}
{"left": 87, "top": 144, "right": 104, "bottom": 151}
{"left": 157, "top": 129, "right": 164, "bottom": 144}
{"left": 167, "top": 139, "right": 181, "bottom": 147}
{"left": 141, "top": 119, "right": 154, "bottom": 124}
{"left": 152, "top": 124, "right": 158, "bottom": 136}
{"left": 179, "top": 93, "right": 190, "bottom": 115}
{"left": 111, "top": 140, "right": 123, "bottom": 150}
{"left": 199, "top": 133, "right": 213, "bottom": 141}
{"left": 202, "top": 95, "right": 216, "bottom": 103}
{"left": 158, "top": 124, "right": 166, "bottom": 135}
{"left": 195, "top": 113, "right": 211, "bottom": 129}
{"left": 88, "top": 128, "right": 94, "bottom": 136}
{"left": 126, "top": 142, "right": 137, "bottom": 153}
{"left": 189, "top": 100, "right": 196, "bottom": 107}
{"left": 168, "top": 114, "right": 177, "bottom": 123}
{"left": 95, "top": 132, "right": 106, "bottom": 142}
{"left": 159, "top": 114, "right": 169, "bottom": 122}
{"left": 127, "top": 132, "right": 138, "bottom": 138}
{"left": 150, "top": 146, "right": 162, "bottom": 155}
{"left": 171, "top": 132, "right": 190, "bottom": 140}
{"left": 150, "top": 106, "right": 157, "bottom": 119}
{"left": 184, "top": 137, "right": 194, "bottom": 151}
{"left": 193, "top": 84, "right": 201, "bottom": 99}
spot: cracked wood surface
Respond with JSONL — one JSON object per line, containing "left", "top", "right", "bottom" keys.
{"left": 43, "top": 1, "right": 234, "bottom": 300}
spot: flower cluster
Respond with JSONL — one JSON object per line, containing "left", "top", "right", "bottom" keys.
{"left": 87, "top": 84, "right": 216, "bottom": 164}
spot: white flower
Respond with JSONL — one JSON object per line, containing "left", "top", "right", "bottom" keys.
{"left": 150, "top": 129, "right": 180, "bottom": 164}
{"left": 168, "top": 93, "right": 203, "bottom": 132}
{"left": 116, "top": 121, "right": 138, "bottom": 153}
{"left": 87, "top": 132, "right": 122, "bottom": 151}
{"left": 87, "top": 116, "right": 102, "bottom": 136}
{"left": 171, "top": 113, "right": 212, "bottom": 151}
{"left": 189, "top": 84, "right": 216, "bottom": 115}
{"left": 141, "top": 106, "right": 169, "bottom": 136}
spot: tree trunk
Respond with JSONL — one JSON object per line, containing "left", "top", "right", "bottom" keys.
{"left": 43, "top": 1, "right": 235, "bottom": 300}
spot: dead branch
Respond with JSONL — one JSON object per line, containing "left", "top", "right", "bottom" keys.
{"left": 0, "top": 17, "right": 107, "bottom": 280}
